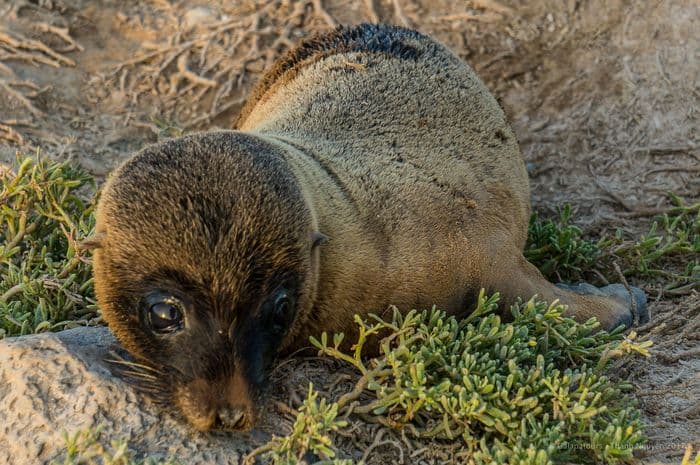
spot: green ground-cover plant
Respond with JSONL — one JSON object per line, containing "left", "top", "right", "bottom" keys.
{"left": 525, "top": 199, "right": 699, "bottom": 293}
{"left": 311, "top": 291, "right": 651, "bottom": 465}
{"left": 0, "top": 153, "right": 98, "bottom": 338}
{"left": 601, "top": 195, "right": 699, "bottom": 294}
{"left": 525, "top": 204, "right": 601, "bottom": 281}
{"left": 245, "top": 385, "right": 356, "bottom": 465}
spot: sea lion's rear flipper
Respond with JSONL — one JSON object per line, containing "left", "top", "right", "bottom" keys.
{"left": 489, "top": 252, "right": 648, "bottom": 330}
{"left": 555, "top": 282, "right": 649, "bottom": 326}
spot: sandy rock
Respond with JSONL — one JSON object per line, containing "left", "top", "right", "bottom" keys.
{"left": 0, "top": 327, "right": 252, "bottom": 464}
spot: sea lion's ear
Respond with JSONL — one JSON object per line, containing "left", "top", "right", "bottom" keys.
{"left": 310, "top": 231, "right": 328, "bottom": 248}
{"left": 79, "top": 232, "right": 106, "bottom": 251}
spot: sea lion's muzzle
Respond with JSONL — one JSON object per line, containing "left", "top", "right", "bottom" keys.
{"left": 175, "top": 369, "right": 257, "bottom": 432}
{"left": 215, "top": 405, "right": 254, "bottom": 431}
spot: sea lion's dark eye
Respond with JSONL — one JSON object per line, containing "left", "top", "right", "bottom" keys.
{"left": 272, "top": 292, "right": 291, "bottom": 329}
{"left": 147, "top": 301, "right": 184, "bottom": 334}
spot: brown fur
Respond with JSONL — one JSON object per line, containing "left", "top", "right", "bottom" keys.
{"left": 92, "top": 24, "right": 642, "bottom": 431}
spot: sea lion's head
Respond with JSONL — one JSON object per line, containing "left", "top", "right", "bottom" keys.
{"left": 91, "top": 131, "right": 323, "bottom": 431}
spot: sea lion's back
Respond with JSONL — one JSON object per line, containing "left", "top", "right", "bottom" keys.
{"left": 234, "top": 24, "right": 430, "bottom": 129}
{"left": 237, "top": 23, "right": 530, "bottom": 247}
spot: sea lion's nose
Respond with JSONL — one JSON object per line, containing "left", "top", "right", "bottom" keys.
{"left": 214, "top": 406, "right": 253, "bottom": 431}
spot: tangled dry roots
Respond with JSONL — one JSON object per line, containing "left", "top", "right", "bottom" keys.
{"left": 97, "top": 0, "right": 344, "bottom": 130}
{"left": 0, "top": 0, "right": 81, "bottom": 144}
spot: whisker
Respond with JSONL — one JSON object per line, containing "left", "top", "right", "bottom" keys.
{"left": 103, "top": 351, "right": 174, "bottom": 405}
{"left": 116, "top": 369, "right": 160, "bottom": 381}
{"left": 105, "top": 353, "right": 165, "bottom": 375}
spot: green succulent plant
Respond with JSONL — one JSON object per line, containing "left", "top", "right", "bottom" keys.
{"left": 1, "top": 153, "right": 98, "bottom": 338}
{"left": 311, "top": 291, "right": 651, "bottom": 465}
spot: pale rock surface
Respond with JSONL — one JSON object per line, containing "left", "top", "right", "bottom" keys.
{"left": 0, "top": 327, "right": 256, "bottom": 464}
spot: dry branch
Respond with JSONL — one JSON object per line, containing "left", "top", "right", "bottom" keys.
{"left": 364, "top": 0, "right": 380, "bottom": 23}
{"left": 0, "top": 122, "right": 24, "bottom": 144}
{"left": 33, "top": 22, "right": 84, "bottom": 52}
{"left": 471, "top": 0, "right": 513, "bottom": 15}
{"left": 0, "top": 30, "right": 75, "bottom": 66}
{"left": 103, "top": 0, "right": 342, "bottom": 129}
{"left": 312, "top": 0, "right": 337, "bottom": 27}
{"left": 392, "top": 0, "right": 412, "bottom": 27}
{"left": 0, "top": 80, "right": 43, "bottom": 116}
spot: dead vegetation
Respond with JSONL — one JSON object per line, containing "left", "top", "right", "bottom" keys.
{"left": 0, "top": 2, "right": 84, "bottom": 145}
{"left": 87, "top": 0, "right": 518, "bottom": 132}
{"left": 95, "top": 0, "right": 340, "bottom": 130}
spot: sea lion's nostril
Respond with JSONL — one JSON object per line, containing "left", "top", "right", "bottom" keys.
{"left": 216, "top": 407, "right": 248, "bottom": 431}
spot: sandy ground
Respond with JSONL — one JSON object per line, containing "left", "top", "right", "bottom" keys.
{"left": 1, "top": 0, "right": 698, "bottom": 463}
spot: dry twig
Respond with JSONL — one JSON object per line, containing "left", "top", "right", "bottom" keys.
{"left": 364, "top": 0, "right": 380, "bottom": 23}
{"left": 103, "top": 0, "right": 342, "bottom": 129}
{"left": 471, "top": 0, "right": 513, "bottom": 15}
{"left": 392, "top": 0, "right": 412, "bottom": 27}
{"left": 33, "top": 22, "right": 84, "bottom": 52}
{"left": 0, "top": 30, "right": 75, "bottom": 67}
{"left": 0, "top": 80, "right": 44, "bottom": 116}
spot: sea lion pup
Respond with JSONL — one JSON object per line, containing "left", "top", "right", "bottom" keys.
{"left": 91, "top": 24, "right": 648, "bottom": 432}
